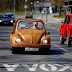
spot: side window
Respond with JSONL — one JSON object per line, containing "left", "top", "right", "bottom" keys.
{"left": 67, "top": 16, "right": 70, "bottom": 24}
{"left": 64, "top": 18, "right": 67, "bottom": 24}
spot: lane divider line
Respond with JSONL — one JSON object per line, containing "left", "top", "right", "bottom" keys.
{"left": 53, "top": 44, "right": 68, "bottom": 52}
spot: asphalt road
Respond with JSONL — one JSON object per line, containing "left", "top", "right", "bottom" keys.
{"left": 0, "top": 15, "right": 72, "bottom": 72}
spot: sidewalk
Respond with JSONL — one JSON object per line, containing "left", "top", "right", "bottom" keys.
{"left": 37, "top": 14, "right": 64, "bottom": 29}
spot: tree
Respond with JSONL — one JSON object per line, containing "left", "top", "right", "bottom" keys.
{"left": 0, "top": 0, "right": 5, "bottom": 14}
{"left": 50, "top": 0, "right": 65, "bottom": 16}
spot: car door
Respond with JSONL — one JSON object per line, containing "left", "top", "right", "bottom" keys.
{"left": 66, "top": 16, "right": 71, "bottom": 37}
{"left": 60, "top": 17, "right": 67, "bottom": 39}
{"left": 69, "top": 16, "right": 72, "bottom": 36}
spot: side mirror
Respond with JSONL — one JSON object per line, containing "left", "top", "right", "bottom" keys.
{"left": 46, "top": 32, "right": 50, "bottom": 34}
{"left": 10, "top": 31, "right": 14, "bottom": 34}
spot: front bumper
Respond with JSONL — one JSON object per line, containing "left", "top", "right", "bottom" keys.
{"left": 0, "top": 21, "right": 13, "bottom": 25}
{"left": 11, "top": 43, "right": 51, "bottom": 48}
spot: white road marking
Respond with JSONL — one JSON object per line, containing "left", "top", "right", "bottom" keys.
{"left": 49, "top": 35, "right": 59, "bottom": 36}
{"left": 3, "top": 64, "right": 19, "bottom": 71}
{"left": 2, "top": 64, "right": 72, "bottom": 71}
{"left": 23, "top": 64, "right": 38, "bottom": 71}
{"left": 54, "top": 44, "right": 68, "bottom": 52}
{"left": 0, "top": 42, "right": 10, "bottom": 43}
{"left": 51, "top": 41, "right": 60, "bottom": 44}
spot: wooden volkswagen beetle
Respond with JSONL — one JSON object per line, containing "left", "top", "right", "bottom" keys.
{"left": 10, "top": 19, "right": 51, "bottom": 54}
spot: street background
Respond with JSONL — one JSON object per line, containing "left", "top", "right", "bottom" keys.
{"left": 0, "top": 0, "right": 72, "bottom": 72}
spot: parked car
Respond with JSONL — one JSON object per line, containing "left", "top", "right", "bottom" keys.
{"left": 5, "top": 13, "right": 15, "bottom": 22}
{"left": 0, "top": 15, "right": 14, "bottom": 26}
{"left": 25, "top": 12, "right": 33, "bottom": 19}
{"left": 10, "top": 19, "right": 51, "bottom": 54}
{"left": 5, "top": 13, "right": 15, "bottom": 18}
{"left": 60, "top": 14, "right": 72, "bottom": 46}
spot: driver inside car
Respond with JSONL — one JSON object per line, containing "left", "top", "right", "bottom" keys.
{"left": 32, "top": 22, "right": 40, "bottom": 29}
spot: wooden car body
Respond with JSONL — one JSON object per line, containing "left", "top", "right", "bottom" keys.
{"left": 10, "top": 19, "right": 51, "bottom": 52}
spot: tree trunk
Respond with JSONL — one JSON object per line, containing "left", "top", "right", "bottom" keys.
{"left": 59, "top": 7, "right": 61, "bottom": 16}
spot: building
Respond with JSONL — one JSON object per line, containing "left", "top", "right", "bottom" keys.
{"left": 34, "top": 0, "right": 54, "bottom": 14}
{"left": 64, "top": 0, "right": 72, "bottom": 13}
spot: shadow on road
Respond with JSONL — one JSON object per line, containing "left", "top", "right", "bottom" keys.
{"left": 12, "top": 49, "right": 64, "bottom": 55}
{"left": 0, "top": 47, "right": 64, "bottom": 55}
{"left": 0, "top": 48, "right": 10, "bottom": 50}
{"left": 0, "top": 25, "right": 13, "bottom": 26}
{"left": 50, "top": 49, "right": 64, "bottom": 55}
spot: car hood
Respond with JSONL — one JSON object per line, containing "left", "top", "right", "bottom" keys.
{"left": 0, "top": 18, "right": 13, "bottom": 21}
{"left": 16, "top": 29, "right": 45, "bottom": 44}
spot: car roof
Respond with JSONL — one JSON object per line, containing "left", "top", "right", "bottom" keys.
{"left": 5, "top": 13, "right": 14, "bottom": 15}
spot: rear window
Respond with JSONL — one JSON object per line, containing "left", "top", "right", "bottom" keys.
{"left": 26, "top": 12, "right": 32, "bottom": 15}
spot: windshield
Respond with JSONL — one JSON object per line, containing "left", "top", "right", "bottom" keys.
{"left": 17, "top": 21, "right": 43, "bottom": 30}
{"left": 26, "top": 12, "right": 32, "bottom": 15}
{"left": 1, "top": 15, "right": 9, "bottom": 18}
{"left": 5, "top": 14, "right": 14, "bottom": 18}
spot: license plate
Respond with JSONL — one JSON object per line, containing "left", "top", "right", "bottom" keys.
{"left": 4, "top": 22, "right": 8, "bottom": 24}
{"left": 25, "top": 48, "right": 39, "bottom": 51}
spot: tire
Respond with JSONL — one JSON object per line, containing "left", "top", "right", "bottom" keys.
{"left": 12, "top": 47, "right": 25, "bottom": 54}
{"left": 40, "top": 48, "right": 50, "bottom": 54}
{"left": 11, "top": 23, "right": 13, "bottom": 26}
{"left": 60, "top": 35, "right": 64, "bottom": 44}
{"left": 67, "top": 36, "right": 71, "bottom": 46}
{"left": 12, "top": 47, "right": 16, "bottom": 54}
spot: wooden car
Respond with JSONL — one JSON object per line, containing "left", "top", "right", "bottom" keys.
{"left": 10, "top": 19, "right": 51, "bottom": 54}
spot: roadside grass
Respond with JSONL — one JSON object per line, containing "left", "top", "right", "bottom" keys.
{"left": 53, "top": 14, "right": 66, "bottom": 19}
{"left": 0, "top": 11, "right": 40, "bottom": 15}
{"left": 32, "top": 11, "right": 40, "bottom": 14}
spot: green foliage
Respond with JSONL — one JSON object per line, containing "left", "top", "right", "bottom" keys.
{"left": 0, "top": 0, "right": 25, "bottom": 12}
{"left": 53, "top": 14, "right": 66, "bottom": 18}
{"left": 50, "top": 0, "right": 65, "bottom": 8}
{"left": 50, "top": 0, "right": 65, "bottom": 16}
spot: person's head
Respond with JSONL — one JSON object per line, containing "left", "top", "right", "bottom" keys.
{"left": 34, "top": 22, "right": 38, "bottom": 27}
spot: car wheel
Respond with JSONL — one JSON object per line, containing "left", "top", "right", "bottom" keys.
{"left": 11, "top": 23, "right": 13, "bottom": 26}
{"left": 40, "top": 48, "right": 50, "bottom": 54}
{"left": 67, "top": 36, "right": 71, "bottom": 46}
{"left": 60, "top": 35, "right": 64, "bottom": 44}
{"left": 12, "top": 47, "right": 16, "bottom": 54}
{"left": 12, "top": 47, "right": 25, "bottom": 54}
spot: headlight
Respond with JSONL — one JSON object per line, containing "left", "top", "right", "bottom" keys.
{"left": 15, "top": 38, "right": 21, "bottom": 43}
{"left": 42, "top": 39, "right": 48, "bottom": 44}
{"left": 10, "top": 20, "right": 13, "bottom": 23}
{"left": 42, "top": 12, "right": 44, "bottom": 14}
{"left": 0, "top": 20, "right": 2, "bottom": 22}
